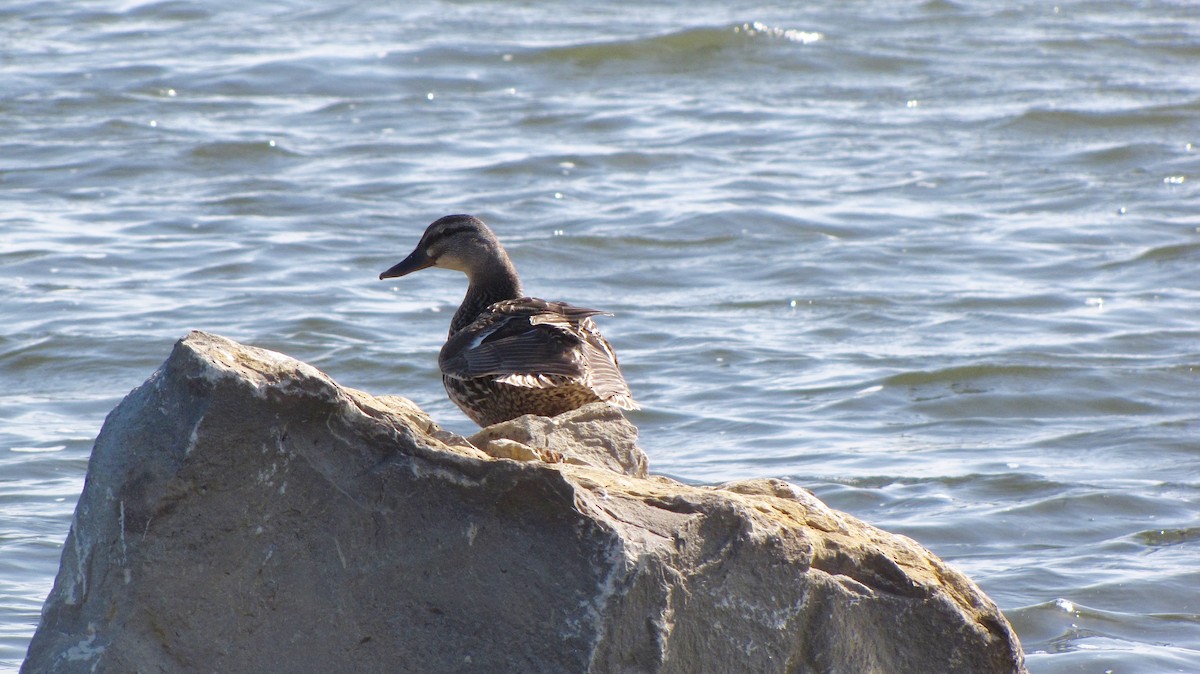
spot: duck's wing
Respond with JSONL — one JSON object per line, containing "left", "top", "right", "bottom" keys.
{"left": 438, "top": 299, "right": 602, "bottom": 382}
{"left": 439, "top": 298, "right": 637, "bottom": 407}
{"left": 574, "top": 327, "right": 638, "bottom": 409}
{"left": 440, "top": 309, "right": 584, "bottom": 382}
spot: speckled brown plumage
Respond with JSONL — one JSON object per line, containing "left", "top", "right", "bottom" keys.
{"left": 380, "top": 214, "right": 637, "bottom": 427}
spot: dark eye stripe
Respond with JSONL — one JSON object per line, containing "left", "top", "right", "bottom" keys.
{"left": 426, "top": 225, "right": 475, "bottom": 245}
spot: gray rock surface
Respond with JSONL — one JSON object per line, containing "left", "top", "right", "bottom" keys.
{"left": 24, "top": 331, "right": 1027, "bottom": 673}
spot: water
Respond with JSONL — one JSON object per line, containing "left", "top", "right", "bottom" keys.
{"left": 2, "top": 0, "right": 1198, "bottom": 670}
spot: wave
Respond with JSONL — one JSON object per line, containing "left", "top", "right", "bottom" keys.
{"left": 521, "top": 22, "right": 821, "bottom": 67}
{"left": 1000, "top": 100, "right": 1199, "bottom": 133}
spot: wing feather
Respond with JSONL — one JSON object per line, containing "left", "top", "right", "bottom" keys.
{"left": 439, "top": 298, "right": 636, "bottom": 408}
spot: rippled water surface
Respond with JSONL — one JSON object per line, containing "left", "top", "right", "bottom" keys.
{"left": 3, "top": 1, "right": 1199, "bottom": 670}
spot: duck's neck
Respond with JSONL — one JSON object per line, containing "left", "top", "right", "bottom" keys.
{"left": 449, "top": 257, "right": 523, "bottom": 336}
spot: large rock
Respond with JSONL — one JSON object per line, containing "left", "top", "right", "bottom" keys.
{"left": 23, "top": 331, "right": 1027, "bottom": 673}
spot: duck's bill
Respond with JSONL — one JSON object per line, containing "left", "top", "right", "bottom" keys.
{"left": 379, "top": 250, "right": 434, "bottom": 279}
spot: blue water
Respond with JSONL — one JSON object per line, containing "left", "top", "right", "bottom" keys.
{"left": 3, "top": 1, "right": 1199, "bottom": 671}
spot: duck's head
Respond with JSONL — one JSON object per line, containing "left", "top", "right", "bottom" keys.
{"left": 379, "top": 214, "right": 509, "bottom": 281}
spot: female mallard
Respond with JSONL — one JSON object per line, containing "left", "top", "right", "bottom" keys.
{"left": 379, "top": 214, "right": 638, "bottom": 427}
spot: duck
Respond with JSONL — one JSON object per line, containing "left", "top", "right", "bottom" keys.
{"left": 379, "top": 214, "right": 638, "bottom": 427}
